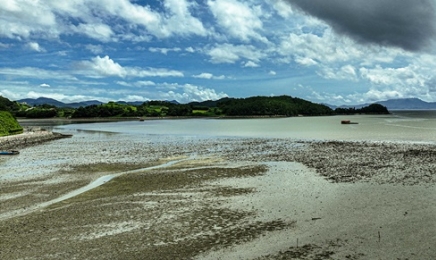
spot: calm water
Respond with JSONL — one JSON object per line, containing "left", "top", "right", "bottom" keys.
{"left": 53, "top": 110, "right": 436, "bottom": 143}
{"left": 3, "top": 111, "right": 436, "bottom": 182}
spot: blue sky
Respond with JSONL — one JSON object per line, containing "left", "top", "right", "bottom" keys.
{"left": 1, "top": 0, "right": 436, "bottom": 105}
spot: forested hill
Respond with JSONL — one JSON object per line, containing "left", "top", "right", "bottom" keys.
{"left": 214, "top": 96, "right": 333, "bottom": 116}
{"left": 2, "top": 95, "right": 389, "bottom": 118}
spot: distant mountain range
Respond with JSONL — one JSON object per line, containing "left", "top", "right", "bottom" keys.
{"left": 375, "top": 98, "right": 436, "bottom": 110}
{"left": 327, "top": 98, "right": 436, "bottom": 110}
{"left": 16, "top": 97, "right": 436, "bottom": 110}
{"left": 17, "top": 97, "right": 103, "bottom": 108}
{"left": 16, "top": 97, "right": 177, "bottom": 108}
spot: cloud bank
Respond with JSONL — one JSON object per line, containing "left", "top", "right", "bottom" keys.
{"left": 285, "top": 0, "right": 436, "bottom": 52}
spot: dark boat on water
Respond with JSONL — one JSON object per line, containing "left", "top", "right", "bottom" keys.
{"left": 0, "top": 150, "right": 19, "bottom": 155}
{"left": 341, "top": 120, "right": 358, "bottom": 124}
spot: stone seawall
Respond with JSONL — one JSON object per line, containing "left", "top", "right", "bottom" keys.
{"left": 0, "top": 128, "right": 71, "bottom": 150}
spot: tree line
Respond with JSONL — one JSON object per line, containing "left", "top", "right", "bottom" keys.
{"left": 0, "top": 95, "right": 390, "bottom": 119}
{"left": 334, "top": 104, "right": 389, "bottom": 115}
{"left": 217, "top": 96, "right": 334, "bottom": 116}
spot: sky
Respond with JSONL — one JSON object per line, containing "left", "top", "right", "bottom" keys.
{"left": 1, "top": 0, "right": 436, "bottom": 106}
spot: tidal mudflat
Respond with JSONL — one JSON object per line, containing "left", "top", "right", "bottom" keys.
{"left": 1, "top": 116, "right": 436, "bottom": 259}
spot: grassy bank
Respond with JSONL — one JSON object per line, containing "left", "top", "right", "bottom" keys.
{"left": 0, "top": 111, "right": 23, "bottom": 136}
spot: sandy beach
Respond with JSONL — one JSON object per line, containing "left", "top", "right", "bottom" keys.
{"left": 0, "top": 130, "right": 435, "bottom": 259}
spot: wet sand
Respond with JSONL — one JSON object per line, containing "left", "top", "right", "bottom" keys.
{"left": 0, "top": 132, "right": 435, "bottom": 259}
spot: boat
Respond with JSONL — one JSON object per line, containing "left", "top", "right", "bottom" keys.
{"left": 0, "top": 150, "right": 20, "bottom": 155}
{"left": 341, "top": 120, "right": 358, "bottom": 124}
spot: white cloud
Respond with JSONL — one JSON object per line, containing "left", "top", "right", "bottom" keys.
{"left": 116, "top": 81, "right": 131, "bottom": 87}
{"left": 0, "top": 0, "right": 207, "bottom": 42}
{"left": 71, "top": 23, "right": 114, "bottom": 42}
{"left": 192, "top": 73, "right": 226, "bottom": 80}
{"left": 268, "top": 0, "right": 294, "bottom": 18}
{"left": 0, "top": 89, "right": 22, "bottom": 101}
{"left": 120, "top": 33, "right": 152, "bottom": 43}
{"left": 243, "top": 61, "right": 260, "bottom": 68}
{"left": 278, "top": 30, "right": 363, "bottom": 65}
{"left": 208, "top": 0, "right": 267, "bottom": 42}
{"left": 39, "top": 83, "right": 50, "bottom": 88}
{"left": 319, "top": 65, "right": 358, "bottom": 81}
{"left": 56, "top": 51, "right": 68, "bottom": 56}
{"left": 305, "top": 84, "right": 357, "bottom": 105}
{"left": 85, "top": 44, "right": 104, "bottom": 54}
{"left": 26, "top": 42, "right": 45, "bottom": 52}
{"left": 159, "top": 83, "right": 228, "bottom": 103}
{"left": 294, "top": 57, "right": 317, "bottom": 66}
{"left": 362, "top": 89, "right": 404, "bottom": 102}
{"left": 341, "top": 65, "right": 357, "bottom": 78}
{"left": 273, "top": 23, "right": 436, "bottom": 103}
{"left": 149, "top": 47, "right": 182, "bottom": 55}
{"left": 359, "top": 65, "right": 425, "bottom": 87}
{"left": 0, "top": 67, "right": 76, "bottom": 80}
{"left": 162, "top": 0, "right": 208, "bottom": 37}
{"left": 275, "top": 24, "right": 410, "bottom": 74}
{"left": 135, "top": 80, "right": 156, "bottom": 86}
{"left": 0, "top": 0, "right": 58, "bottom": 39}
{"left": 77, "top": 56, "right": 126, "bottom": 77}
{"left": 135, "top": 68, "right": 185, "bottom": 78}
{"left": 354, "top": 62, "right": 436, "bottom": 103}
{"left": 75, "top": 56, "right": 184, "bottom": 78}
{"left": 269, "top": 70, "right": 276, "bottom": 75}
{"left": 100, "top": 0, "right": 207, "bottom": 39}
{"left": 117, "top": 80, "right": 156, "bottom": 87}
{"left": 207, "top": 46, "right": 240, "bottom": 64}
{"left": 193, "top": 73, "right": 213, "bottom": 79}
{"left": 125, "top": 95, "right": 147, "bottom": 101}
{"left": 206, "top": 43, "right": 266, "bottom": 64}
{"left": 214, "top": 75, "right": 226, "bottom": 80}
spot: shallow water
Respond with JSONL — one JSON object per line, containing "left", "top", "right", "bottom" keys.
{"left": 54, "top": 110, "right": 436, "bottom": 143}
{"left": 2, "top": 111, "right": 435, "bottom": 182}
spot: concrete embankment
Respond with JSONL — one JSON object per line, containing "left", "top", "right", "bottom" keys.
{"left": 0, "top": 128, "right": 71, "bottom": 150}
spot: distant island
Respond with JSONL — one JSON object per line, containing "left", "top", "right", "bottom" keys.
{"left": 1, "top": 95, "right": 389, "bottom": 120}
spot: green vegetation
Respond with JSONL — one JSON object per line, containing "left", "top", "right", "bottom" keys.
{"left": 334, "top": 104, "right": 390, "bottom": 115}
{"left": 0, "top": 111, "right": 23, "bottom": 136}
{"left": 73, "top": 101, "right": 137, "bottom": 118}
{"left": 0, "top": 96, "right": 76, "bottom": 119}
{"left": 0, "top": 96, "right": 21, "bottom": 112}
{"left": 70, "top": 96, "right": 338, "bottom": 118}
{"left": 217, "top": 95, "right": 333, "bottom": 116}
{"left": 0, "top": 95, "right": 390, "bottom": 119}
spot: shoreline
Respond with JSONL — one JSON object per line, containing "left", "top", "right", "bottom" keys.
{"left": 1, "top": 125, "right": 435, "bottom": 259}
{"left": 0, "top": 127, "right": 71, "bottom": 150}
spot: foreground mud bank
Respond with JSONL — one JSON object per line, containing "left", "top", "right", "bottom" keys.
{"left": 0, "top": 127, "right": 70, "bottom": 150}
{"left": 0, "top": 135, "right": 435, "bottom": 259}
